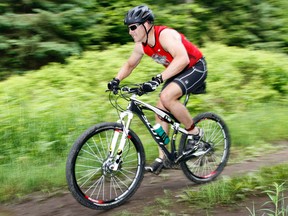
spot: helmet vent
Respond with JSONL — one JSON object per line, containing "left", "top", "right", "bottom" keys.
{"left": 124, "top": 5, "right": 154, "bottom": 25}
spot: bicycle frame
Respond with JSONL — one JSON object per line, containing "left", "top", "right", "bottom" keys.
{"left": 66, "top": 80, "right": 230, "bottom": 210}
{"left": 109, "top": 93, "right": 189, "bottom": 170}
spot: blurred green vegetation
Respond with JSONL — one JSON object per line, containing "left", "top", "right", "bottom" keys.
{"left": 179, "top": 163, "right": 288, "bottom": 211}
{"left": 0, "top": 0, "right": 288, "bottom": 76}
{"left": 0, "top": 43, "right": 287, "bottom": 201}
{"left": 0, "top": 0, "right": 288, "bottom": 204}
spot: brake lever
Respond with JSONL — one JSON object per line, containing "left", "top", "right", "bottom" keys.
{"left": 105, "top": 88, "right": 119, "bottom": 94}
{"left": 137, "top": 84, "right": 146, "bottom": 96}
{"left": 113, "top": 89, "right": 119, "bottom": 95}
{"left": 121, "top": 86, "right": 130, "bottom": 92}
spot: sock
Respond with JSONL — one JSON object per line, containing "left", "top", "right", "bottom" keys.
{"left": 185, "top": 123, "right": 195, "bottom": 131}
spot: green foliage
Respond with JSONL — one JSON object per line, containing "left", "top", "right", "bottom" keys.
{"left": 247, "top": 183, "right": 288, "bottom": 215}
{"left": 196, "top": 0, "right": 288, "bottom": 52}
{"left": 1, "top": 0, "right": 288, "bottom": 78}
{"left": 260, "top": 183, "right": 288, "bottom": 216}
{"left": 227, "top": 105, "right": 288, "bottom": 152}
{"left": 194, "top": 43, "right": 288, "bottom": 114}
{"left": 179, "top": 164, "right": 288, "bottom": 211}
{"left": 0, "top": 0, "right": 147, "bottom": 75}
{"left": 0, "top": 160, "right": 65, "bottom": 202}
{"left": 0, "top": 43, "right": 287, "bottom": 202}
{"left": 0, "top": 8, "right": 83, "bottom": 73}
{"left": 0, "top": 42, "right": 287, "bottom": 162}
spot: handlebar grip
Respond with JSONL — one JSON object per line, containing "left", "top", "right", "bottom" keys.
{"left": 122, "top": 87, "right": 130, "bottom": 92}
{"left": 107, "top": 85, "right": 146, "bottom": 96}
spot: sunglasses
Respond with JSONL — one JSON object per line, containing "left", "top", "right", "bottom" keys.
{"left": 128, "top": 23, "right": 141, "bottom": 31}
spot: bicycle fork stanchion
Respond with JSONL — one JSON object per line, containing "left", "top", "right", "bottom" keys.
{"left": 109, "top": 110, "right": 133, "bottom": 171}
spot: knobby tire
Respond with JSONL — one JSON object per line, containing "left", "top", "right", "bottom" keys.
{"left": 66, "top": 122, "right": 145, "bottom": 210}
{"left": 179, "top": 112, "right": 231, "bottom": 183}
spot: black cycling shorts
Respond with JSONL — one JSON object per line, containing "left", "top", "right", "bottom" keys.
{"left": 162, "top": 57, "right": 207, "bottom": 95}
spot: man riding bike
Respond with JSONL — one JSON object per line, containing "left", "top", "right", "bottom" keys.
{"left": 108, "top": 5, "right": 207, "bottom": 174}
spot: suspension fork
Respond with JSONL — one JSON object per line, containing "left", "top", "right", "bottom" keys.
{"left": 108, "top": 110, "right": 133, "bottom": 171}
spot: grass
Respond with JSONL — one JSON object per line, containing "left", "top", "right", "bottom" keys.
{"left": 0, "top": 42, "right": 287, "bottom": 204}
{"left": 247, "top": 182, "right": 288, "bottom": 216}
{"left": 226, "top": 103, "right": 288, "bottom": 148}
{"left": 2, "top": 103, "right": 285, "bottom": 203}
{"left": 0, "top": 160, "right": 66, "bottom": 202}
{"left": 178, "top": 164, "right": 288, "bottom": 211}
{"left": 114, "top": 164, "right": 288, "bottom": 216}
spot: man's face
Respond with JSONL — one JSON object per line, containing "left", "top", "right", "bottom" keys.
{"left": 128, "top": 23, "right": 146, "bottom": 43}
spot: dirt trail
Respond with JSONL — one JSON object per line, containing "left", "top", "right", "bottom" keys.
{"left": 1, "top": 144, "right": 288, "bottom": 216}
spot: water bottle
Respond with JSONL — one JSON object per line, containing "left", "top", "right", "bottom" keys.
{"left": 153, "top": 123, "right": 170, "bottom": 145}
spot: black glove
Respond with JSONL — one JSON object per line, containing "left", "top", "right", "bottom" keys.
{"left": 142, "top": 74, "right": 163, "bottom": 93}
{"left": 107, "top": 78, "right": 120, "bottom": 93}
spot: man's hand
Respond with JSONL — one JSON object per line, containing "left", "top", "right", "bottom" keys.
{"left": 107, "top": 78, "right": 120, "bottom": 94}
{"left": 142, "top": 74, "right": 163, "bottom": 92}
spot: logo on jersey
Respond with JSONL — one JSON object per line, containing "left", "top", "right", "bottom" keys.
{"left": 151, "top": 54, "right": 170, "bottom": 66}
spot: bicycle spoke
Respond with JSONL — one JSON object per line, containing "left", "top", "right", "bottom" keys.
{"left": 93, "top": 135, "right": 107, "bottom": 160}
{"left": 181, "top": 113, "right": 230, "bottom": 183}
{"left": 67, "top": 123, "right": 144, "bottom": 209}
{"left": 78, "top": 171, "right": 100, "bottom": 187}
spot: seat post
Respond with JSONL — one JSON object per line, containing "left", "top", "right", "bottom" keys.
{"left": 183, "top": 81, "right": 206, "bottom": 106}
{"left": 183, "top": 94, "right": 190, "bottom": 106}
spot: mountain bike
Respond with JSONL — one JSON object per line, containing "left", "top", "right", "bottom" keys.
{"left": 66, "top": 83, "right": 231, "bottom": 210}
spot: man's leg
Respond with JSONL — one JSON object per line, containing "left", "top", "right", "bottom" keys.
{"left": 145, "top": 82, "right": 201, "bottom": 174}
{"left": 154, "top": 100, "right": 169, "bottom": 160}
{"left": 159, "top": 82, "right": 199, "bottom": 135}
{"left": 144, "top": 98, "right": 174, "bottom": 174}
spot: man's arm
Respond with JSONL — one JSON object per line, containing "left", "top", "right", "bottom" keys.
{"left": 159, "top": 29, "right": 190, "bottom": 81}
{"left": 116, "top": 43, "right": 144, "bottom": 81}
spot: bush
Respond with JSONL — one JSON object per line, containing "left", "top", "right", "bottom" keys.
{"left": 1, "top": 0, "right": 288, "bottom": 78}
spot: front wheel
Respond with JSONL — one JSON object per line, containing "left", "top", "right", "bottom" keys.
{"left": 66, "top": 122, "right": 145, "bottom": 210}
{"left": 179, "top": 112, "right": 231, "bottom": 183}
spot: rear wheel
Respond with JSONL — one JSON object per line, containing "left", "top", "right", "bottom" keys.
{"left": 66, "top": 122, "right": 145, "bottom": 210}
{"left": 179, "top": 112, "right": 230, "bottom": 183}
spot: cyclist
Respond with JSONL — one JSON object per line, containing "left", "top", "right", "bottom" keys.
{"left": 108, "top": 5, "right": 207, "bottom": 174}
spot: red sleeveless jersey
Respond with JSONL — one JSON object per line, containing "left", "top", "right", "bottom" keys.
{"left": 142, "top": 26, "right": 203, "bottom": 68}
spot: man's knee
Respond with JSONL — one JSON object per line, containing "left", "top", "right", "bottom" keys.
{"left": 160, "top": 83, "right": 182, "bottom": 107}
{"left": 159, "top": 91, "right": 174, "bottom": 108}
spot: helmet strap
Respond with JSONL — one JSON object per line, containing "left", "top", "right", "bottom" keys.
{"left": 142, "top": 23, "right": 154, "bottom": 46}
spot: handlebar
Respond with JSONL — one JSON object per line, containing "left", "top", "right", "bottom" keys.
{"left": 106, "top": 84, "right": 146, "bottom": 111}
{"left": 122, "top": 86, "right": 144, "bottom": 95}
{"left": 107, "top": 84, "right": 145, "bottom": 96}
{"left": 107, "top": 83, "right": 190, "bottom": 109}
